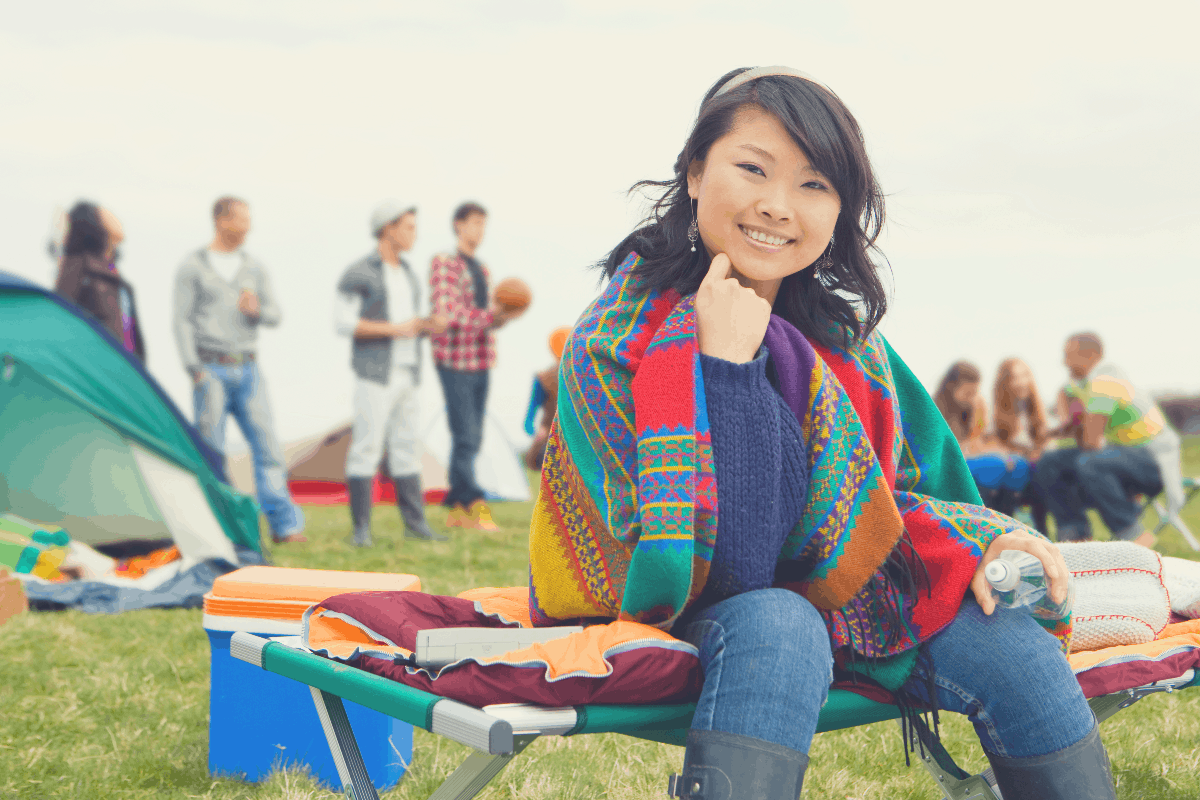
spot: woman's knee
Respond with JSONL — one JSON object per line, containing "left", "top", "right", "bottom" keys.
{"left": 931, "top": 601, "right": 1083, "bottom": 703}
{"left": 694, "top": 589, "right": 832, "bottom": 669}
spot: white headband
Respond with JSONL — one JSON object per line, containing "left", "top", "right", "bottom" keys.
{"left": 713, "top": 66, "right": 824, "bottom": 98}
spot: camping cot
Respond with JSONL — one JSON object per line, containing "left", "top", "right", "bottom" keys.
{"left": 230, "top": 631, "right": 1199, "bottom": 800}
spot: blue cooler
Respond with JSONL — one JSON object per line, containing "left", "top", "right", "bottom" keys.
{"left": 203, "top": 566, "right": 421, "bottom": 789}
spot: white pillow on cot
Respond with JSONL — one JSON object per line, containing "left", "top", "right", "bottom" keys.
{"left": 1056, "top": 541, "right": 1170, "bottom": 651}
{"left": 1161, "top": 556, "right": 1200, "bottom": 619}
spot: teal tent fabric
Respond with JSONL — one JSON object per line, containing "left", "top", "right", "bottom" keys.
{"left": 0, "top": 271, "right": 260, "bottom": 552}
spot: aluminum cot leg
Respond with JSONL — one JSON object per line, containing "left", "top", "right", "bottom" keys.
{"left": 913, "top": 750, "right": 1002, "bottom": 800}
{"left": 427, "top": 734, "right": 539, "bottom": 800}
{"left": 309, "top": 686, "right": 381, "bottom": 800}
{"left": 900, "top": 718, "right": 1002, "bottom": 800}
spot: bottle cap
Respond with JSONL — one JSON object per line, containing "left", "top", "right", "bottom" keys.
{"left": 985, "top": 559, "right": 1019, "bottom": 592}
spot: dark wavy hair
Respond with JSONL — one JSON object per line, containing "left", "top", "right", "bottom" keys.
{"left": 452, "top": 201, "right": 487, "bottom": 232}
{"left": 599, "top": 68, "right": 888, "bottom": 349}
{"left": 933, "top": 360, "right": 983, "bottom": 442}
{"left": 63, "top": 201, "right": 109, "bottom": 258}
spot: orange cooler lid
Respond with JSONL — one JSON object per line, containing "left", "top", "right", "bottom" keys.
{"left": 210, "top": 566, "right": 421, "bottom": 603}
{"left": 202, "top": 596, "right": 316, "bottom": 620}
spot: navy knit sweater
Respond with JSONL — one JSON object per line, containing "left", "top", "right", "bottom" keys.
{"left": 698, "top": 349, "right": 809, "bottom": 602}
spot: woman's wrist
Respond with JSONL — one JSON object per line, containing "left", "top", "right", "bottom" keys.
{"left": 699, "top": 349, "right": 770, "bottom": 393}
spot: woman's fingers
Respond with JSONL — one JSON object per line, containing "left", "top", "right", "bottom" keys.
{"left": 1047, "top": 541, "right": 1071, "bottom": 605}
{"left": 981, "top": 531, "right": 1072, "bottom": 607}
{"left": 971, "top": 570, "right": 998, "bottom": 616}
{"left": 701, "top": 252, "right": 733, "bottom": 288}
{"left": 695, "top": 251, "right": 771, "bottom": 363}
{"left": 1012, "top": 534, "right": 1069, "bottom": 606}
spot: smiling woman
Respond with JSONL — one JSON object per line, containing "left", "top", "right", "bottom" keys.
{"left": 530, "top": 67, "right": 1117, "bottom": 800}
{"left": 599, "top": 66, "right": 885, "bottom": 351}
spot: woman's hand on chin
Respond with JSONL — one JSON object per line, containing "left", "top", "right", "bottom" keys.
{"left": 970, "top": 530, "right": 1070, "bottom": 616}
{"left": 695, "top": 253, "right": 772, "bottom": 364}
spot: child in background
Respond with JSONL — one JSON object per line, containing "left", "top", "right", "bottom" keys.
{"left": 523, "top": 327, "right": 570, "bottom": 470}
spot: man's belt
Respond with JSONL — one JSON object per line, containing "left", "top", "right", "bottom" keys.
{"left": 198, "top": 348, "right": 256, "bottom": 365}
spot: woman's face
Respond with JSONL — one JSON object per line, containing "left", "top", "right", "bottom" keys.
{"left": 686, "top": 106, "right": 841, "bottom": 303}
{"left": 952, "top": 380, "right": 979, "bottom": 407}
{"left": 1006, "top": 362, "right": 1033, "bottom": 399}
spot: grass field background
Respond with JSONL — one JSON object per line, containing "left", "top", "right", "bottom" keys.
{"left": 1, "top": 438, "right": 1198, "bottom": 799}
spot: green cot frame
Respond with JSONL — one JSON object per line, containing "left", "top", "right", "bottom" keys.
{"left": 229, "top": 632, "right": 1198, "bottom": 800}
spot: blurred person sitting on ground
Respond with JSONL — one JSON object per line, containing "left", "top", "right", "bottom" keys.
{"left": 334, "top": 201, "right": 448, "bottom": 546}
{"left": 529, "top": 66, "right": 1109, "bottom": 799}
{"left": 933, "top": 360, "right": 1041, "bottom": 525}
{"left": 522, "top": 326, "right": 570, "bottom": 471}
{"left": 933, "top": 360, "right": 989, "bottom": 454}
{"left": 54, "top": 201, "right": 145, "bottom": 361}
{"left": 428, "top": 202, "right": 524, "bottom": 531}
{"left": 990, "top": 357, "right": 1051, "bottom": 530}
{"left": 1034, "top": 332, "right": 1184, "bottom": 548}
{"left": 172, "top": 196, "right": 306, "bottom": 544}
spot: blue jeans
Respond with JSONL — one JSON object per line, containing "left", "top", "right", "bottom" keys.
{"left": 193, "top": 361, "right": 304, "bottom": 538}
{"left": 680, "top": 589, "right": 1094, "bottom": 759}
{"left": 967, "top": 454, "right": 1031, "bottom": 492}
{"left": 435, "top": 365, "right": 489, "bottom": 508}
{"left": 1034, "top": 446, "right": 1162, "bottom": 541}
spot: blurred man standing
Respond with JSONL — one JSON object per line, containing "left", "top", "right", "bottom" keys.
{"left": 173, "top": 197, "right": 306, "bottom": 544}
{"left": 1036, "top": 332, "right": 1183, "bottom": 547}
{"left": 429, "top": 202, "right": 520, "bottom": 531}
{"left": 334, "top": 202, "right": 447, "bottom": 546}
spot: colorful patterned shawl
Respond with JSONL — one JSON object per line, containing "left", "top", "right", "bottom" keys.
{"left": 529, "top": 253, "right": 1072, "bottom": 659}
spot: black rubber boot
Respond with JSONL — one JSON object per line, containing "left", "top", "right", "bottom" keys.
{"left": 346, "top": 477, "right": 374, "bottom": 547}
{"left": 393, "top": 475, "right": 447, "bottom": 542}
{"left": 985, "top": 725, "right": 1116, "bottom": 800}
{"left": 667, "top": 729, "right": 808, "bottom": 800}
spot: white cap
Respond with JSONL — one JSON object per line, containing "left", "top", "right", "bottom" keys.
{"left": 370, "top": 200, "right": 416, "bottom": 237}
{"left": 984, "top": 560, "right": 1019, "bottom": 592}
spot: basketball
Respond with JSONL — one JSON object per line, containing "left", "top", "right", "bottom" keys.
{"left": 548, "top": 327, "right": 570, "bottom": 359}
{"left": 494, "top": 277, "right": 532, "bottom": 311}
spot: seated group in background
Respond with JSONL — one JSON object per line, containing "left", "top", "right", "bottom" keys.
{"left": 934, "top": 359, "right": 1048, "bottom": 530}
{"left": 1033, "top": 333, "right": 1183, "bottom": 547}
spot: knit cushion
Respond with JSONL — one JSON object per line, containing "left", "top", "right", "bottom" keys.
{"left": 1058, "top": 541, "right": 1170, "bottom": 651}
{"left": 1162, "top": 556, "right": 1200, "bottom": 619}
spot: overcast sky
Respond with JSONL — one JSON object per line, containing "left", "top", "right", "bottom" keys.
{"left": 2, "top": 0, "right": 1197, "bottom": 454}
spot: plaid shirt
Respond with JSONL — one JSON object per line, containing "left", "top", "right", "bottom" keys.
{"left": 429, "top": 252, "right": 496, "bottom": 371}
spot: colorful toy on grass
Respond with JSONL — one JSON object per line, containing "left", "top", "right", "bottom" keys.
{"left": 0, "top": 514, "right": 71, "bottom": 581}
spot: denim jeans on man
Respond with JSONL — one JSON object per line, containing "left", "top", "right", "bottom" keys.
{"left": 1034, "top": 446, "right": 1162, "bottom": 541}
{"left": 680, "top": 588, "right": 1094, "bottom": 758}
{"left": 193, "top": 361, "right": 304, "bottom": 538}
{"left": 436, "top": 365, "right": 489, "bottom": 507}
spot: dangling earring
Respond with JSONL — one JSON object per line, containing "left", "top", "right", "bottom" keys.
{"left": 816, "top": 234, "right": 835, "bottom": 272}
{"left": 687, "top": 199, "right": 699, "bottom": 253}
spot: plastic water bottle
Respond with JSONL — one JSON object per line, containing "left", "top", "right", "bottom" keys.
{"left": 984, "top": 550, "right": 1074, "bottom": 620}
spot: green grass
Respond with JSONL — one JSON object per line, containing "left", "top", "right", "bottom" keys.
{"left": 2, "top": 441, "right": 1199, "bottom": 800}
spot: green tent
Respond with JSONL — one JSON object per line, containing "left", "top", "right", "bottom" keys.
{"left": 0, "top": 271, "right": 260, "bottom": 562}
